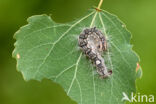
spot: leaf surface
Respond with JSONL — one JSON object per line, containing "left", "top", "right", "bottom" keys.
{"left": 13, "top": 9, "right": 139, "bottom": 104}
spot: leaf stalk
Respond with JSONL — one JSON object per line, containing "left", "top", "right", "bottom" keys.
{"left": 96, "top": 0, "right": 103, "bottom": 12}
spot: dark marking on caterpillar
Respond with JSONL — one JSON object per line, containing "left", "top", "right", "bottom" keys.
{"left": 78, "top": 27, "right": 112, "bottom": 78}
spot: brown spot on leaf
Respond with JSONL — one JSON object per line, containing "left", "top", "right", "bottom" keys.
{"left": 17, "top": 54, "right": 20, "bottom": 59}
{"left": 136, "top": 62, "right": 140, "bottom": 72}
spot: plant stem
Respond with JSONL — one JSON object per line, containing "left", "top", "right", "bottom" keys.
{"left": 97, "top": 0, "right": 103, "bottom": 10}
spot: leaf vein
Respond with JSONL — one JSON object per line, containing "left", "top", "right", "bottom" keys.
{"left": 54, "top": 64, "right": 76, "bottom": 80}
{"left": 99, "top": 13, "right": 114, "bottom": 104}
{"left": 32, "top": 11, "right": 95, "bottom": 78}
{"left": 76, "top": 78, "right": 83, "bottom": 104}
{"left": 67, "top": 53, "right": 82, "bottom": 95}
{"left": 101, "top": 12, "right": 126, "bottom": 44}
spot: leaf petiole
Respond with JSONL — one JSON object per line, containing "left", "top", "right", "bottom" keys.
{"left": 96, "top": 0, "right": 103, "bottom": 11}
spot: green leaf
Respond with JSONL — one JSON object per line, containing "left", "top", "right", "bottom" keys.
{"left": 13, "top": 9, "right": 140, "bottom": 104}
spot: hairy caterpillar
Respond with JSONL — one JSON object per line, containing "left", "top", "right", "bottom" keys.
{"left": 78, "top": 27, "right": 112, "bottom": 78}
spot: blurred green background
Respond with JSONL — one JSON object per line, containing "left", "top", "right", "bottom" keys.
{"left": 0, "top": 0, "right": 156, "bottom": 104}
